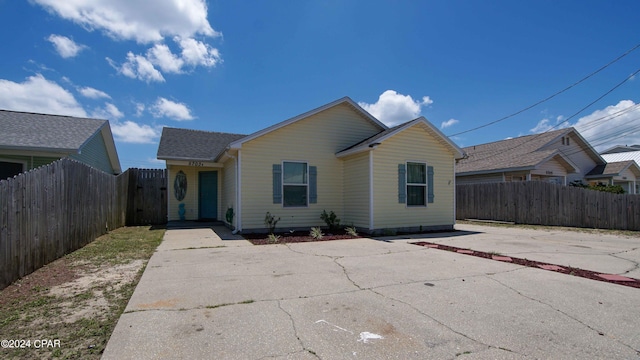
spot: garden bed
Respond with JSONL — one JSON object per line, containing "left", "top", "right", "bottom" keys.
{"left": 244, "top": 230, "right": 358, "bottom": 245}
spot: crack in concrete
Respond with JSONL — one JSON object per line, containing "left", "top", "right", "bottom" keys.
{"left": 276, "top": 300, "right": 321, "bottom": 360}
{"left": 365, "top": 286, "right": 523, "bottom": 357}
{"left": 608, "top": 247, "right": 640, "bottom": 275}
{"left": 487, "top": 276, "right": 640, "bottom": 354}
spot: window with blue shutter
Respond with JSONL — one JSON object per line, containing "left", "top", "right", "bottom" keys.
{"left": 406, "top": 162, "right": 427, "bottom": 206}
{"left": 309, "top": 166, "right": 317, "bottom": 204}
{"left": 398, "top": 164, "right": 406, "bottom": 203}
{"left": 282, "top": 161, "right": 308, "bottom": 207}
{"left": 272, "top": 164, "right": 282, "bottom": 203}
{"left": 427, "top": 166, "right": 434, "bottom": 203}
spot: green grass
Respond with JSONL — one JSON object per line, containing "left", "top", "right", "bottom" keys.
{"left": 0, "top": 226, "right": 165, "bottom": 360}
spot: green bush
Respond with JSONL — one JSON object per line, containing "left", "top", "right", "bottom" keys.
{"left": 320, "top": 210, "right": 340, "bottom": 232}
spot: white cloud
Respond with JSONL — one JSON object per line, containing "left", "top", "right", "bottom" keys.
{"left": 0, "top": 74, "right": 86, "bottom": 117}
{"left": 33, "top": 0, "right": 219, "bottom": 44}
{"left": 359, "top": 90, "right": 433, "bottom": 126}
{"left": 572, "top": 100, "right": 640, "bottom": 150}
{"left": 91, "top": 103, "right": 124, "bottom": 120}
{"left": 150, "top": 97, "right": 194, "bottom": 120}
{"left": 109, "top": 52, "right": 165, "bottom": 83}
{"left": 134, "top": 102, "right": 145, "bottom": 117}
{"left": 147, "top": 43, "right": 184, "bottom": 73}
{"left": 111, "top": 120, "right": 161, "bottom": 144}
{"left": 176, "top": 36, "right": 221, "bottom": 67}
{"left": 47, "top": 34, "right": 87, "bottom": 58}
{"left": 79, "top": 86, "right": 111, "bottom": 99}
{"left": 441, "top": 118, "right": 459, "bottom": 129}
{"left": 530, "top": 118, "right": 553, "bottom": 133}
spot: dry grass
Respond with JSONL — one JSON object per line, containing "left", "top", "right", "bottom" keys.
{"left": 0, "top": 226, "right": 165, "bottom": 359}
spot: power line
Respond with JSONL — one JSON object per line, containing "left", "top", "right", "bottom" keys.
{"left": 460, "top": 67, "right": 640, "bottom": 164}
{"left": 449, "top": 42, "right": 640, "bottom": 137}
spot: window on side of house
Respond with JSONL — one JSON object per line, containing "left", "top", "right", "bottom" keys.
{"left": 283, "top": 161, "right": 308, "bottom": 207}
{"left": 406, "top": 162, "right": 427, "bottom": 206}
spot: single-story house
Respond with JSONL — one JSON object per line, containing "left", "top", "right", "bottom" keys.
{"left": 585, "top": 160, "right": 640, "bottom": 194}
{"left": 157, "top": 96, "right": 465, "bottom": 234}
{"left": 600, "top": 150, "right": 640, "bottom": 194}
{"left": 456, "top": 127, "right": 606, "bottom": 185}
{"left": 0, "top": 109, "right": 121, "bottom": 179}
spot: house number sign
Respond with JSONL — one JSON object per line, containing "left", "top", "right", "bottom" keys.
{"left": 189, "top": 161, "right": 205, "bottom": 167}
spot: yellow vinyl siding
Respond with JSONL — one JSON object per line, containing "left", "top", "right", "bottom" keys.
{"left": 240, "top": 103, "right": 381, "bottom": 230}
{"left": 343, "top": 152, "right": 370, "bottom": 229}
{"left": 372, "top": 124, "right": 455, "bottom": 229}
{"left": 167, "top": 165, "right": 221, "bottom": 221}
{"left": 221, "top": 157, "right": 236, "bottom": 227}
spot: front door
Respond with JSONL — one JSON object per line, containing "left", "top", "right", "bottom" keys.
{"left": 198, "top": 171, "right": 218, "bottom": 220}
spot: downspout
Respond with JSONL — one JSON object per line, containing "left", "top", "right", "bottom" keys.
{"left": 236, "top": 150, "right": 242, "bottom": 232}
{"left": 453, "top": 158, "right": 457, "bottom": 225}
{"left": 225, "top": 151, "right": 240, "bottom": 233}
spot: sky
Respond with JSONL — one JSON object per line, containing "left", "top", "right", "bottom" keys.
{"left": 1, "top": 0, "right": 640, "bottom": 170}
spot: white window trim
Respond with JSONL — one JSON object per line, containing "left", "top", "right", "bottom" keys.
{"left": 406, "top": 161, "right": 427, "bottom": 207}
{"left": 282, "top": 160, "right": 309, "bottom": 208}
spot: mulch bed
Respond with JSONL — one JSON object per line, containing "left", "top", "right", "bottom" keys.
{"left": 412, "top": 241, "right": 640, "bottom": 289}
{"left": 244, "top": 230, "right": 358, "bottom": 245}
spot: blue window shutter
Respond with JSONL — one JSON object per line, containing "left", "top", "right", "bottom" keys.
{"left": 398, "top": 164, "right": 406, "bottom": 203}
{"left": 427, "top": 166, "right": 434, "bottom": 203}
{"left": 309, "top": 166, "right": 317, "bottom": 204}
{"left": 273, "top": 164, "right": 282, "bottom": 204}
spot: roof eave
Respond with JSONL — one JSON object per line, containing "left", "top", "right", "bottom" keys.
{"left": 456, "top": 166, "right": 536, "bottom": 176}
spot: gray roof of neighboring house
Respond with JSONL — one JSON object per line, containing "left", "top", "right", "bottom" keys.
{"left": 157, "top": 127, "right": 247, "bottom": 161}
{"left": 0, "top": 109, "right": 107, "bottom": 152}
{"left": 586, "top": 160, "right": 640, "bottom": 177}
{"left": 600, "top": 145, "right": 640, "bottom": 155}
{"left": 456, "top": 128, "right": 572, "bottom": 174}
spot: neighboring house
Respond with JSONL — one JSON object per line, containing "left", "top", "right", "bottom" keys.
{"left": 0, "top": 110, "right": 122, "bottom": 179}
{"left": 157, "top": 96, "right": 465, "bottom": 234}
{"left": 456, "top": 127, "right": 606, "bottom": 185}
{"left": 584, "top": 160, "right": 640, "bottom": 194}
{"left": 600, "top": 150, "right": 640, "bottom": 194}
{"left": 600, "top": 144, "right": 640, "bottom": 155}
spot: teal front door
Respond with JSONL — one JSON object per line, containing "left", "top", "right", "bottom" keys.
{"left": 198, "top": 171, "right": 218, "bottom": 220}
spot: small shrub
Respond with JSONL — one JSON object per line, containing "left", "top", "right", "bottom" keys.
{"left": 345, "top": 226, "right": 358, "bottom": 237}
{"left": 320, "top": 210, "right": 340, "bottom": 232}
{"left": 310, "top": 227, "right": 324, "bottom": 239}
{"left": 267, "top": 234, "right": 281, "bottom": 243}
{"left": 225, "top": 207, "right": 234, "bottom": 224}
{"left": 264, "top": 212, "right": 280, "bottom": 234}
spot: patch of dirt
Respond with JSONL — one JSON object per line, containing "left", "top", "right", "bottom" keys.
{"left": 412, "top": 241, "right": 640, "bottom": 289}
{"left": 0, "top": 259, "right": 78, "bottom": 308}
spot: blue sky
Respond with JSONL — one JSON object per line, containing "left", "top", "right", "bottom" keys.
{"left": 1, "top": 0, "right": 640, "bottom": 169}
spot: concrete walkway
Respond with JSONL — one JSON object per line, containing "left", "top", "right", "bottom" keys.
{"left": 103, "top": 224, "right": 640, "bottom": 359}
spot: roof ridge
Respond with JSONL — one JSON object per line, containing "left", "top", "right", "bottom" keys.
{"left": 0, "top": 108, "right": 105, "bottom": 121}
{"left": 164, "top": 126, "right": 247, "bottom": 136}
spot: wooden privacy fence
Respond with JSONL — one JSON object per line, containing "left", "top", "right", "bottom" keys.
{"left": 456, "top": 181, "right": 640, "bottom": 231}
{"left": 125, "top": 168, "right": 167, "bottom": 226}
{"left": 0, "top": 159, "right": 167, "bottom": 290}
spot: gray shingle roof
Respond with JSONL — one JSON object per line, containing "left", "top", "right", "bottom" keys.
{"left": 0, "top": 109, "right": 106, "bottom": 151}
{"left": 157, "top": 127, "right": 247, "bottom": 161}
{"left": 586, "top": 160, "right": 638, "bottom": 177}
{"left": 456, "top": 128, "right": 571, "bottom": 174}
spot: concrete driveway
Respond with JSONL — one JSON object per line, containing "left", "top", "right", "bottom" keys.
{"left": 103, "top": 224, "right": 640, "bottom": 359}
